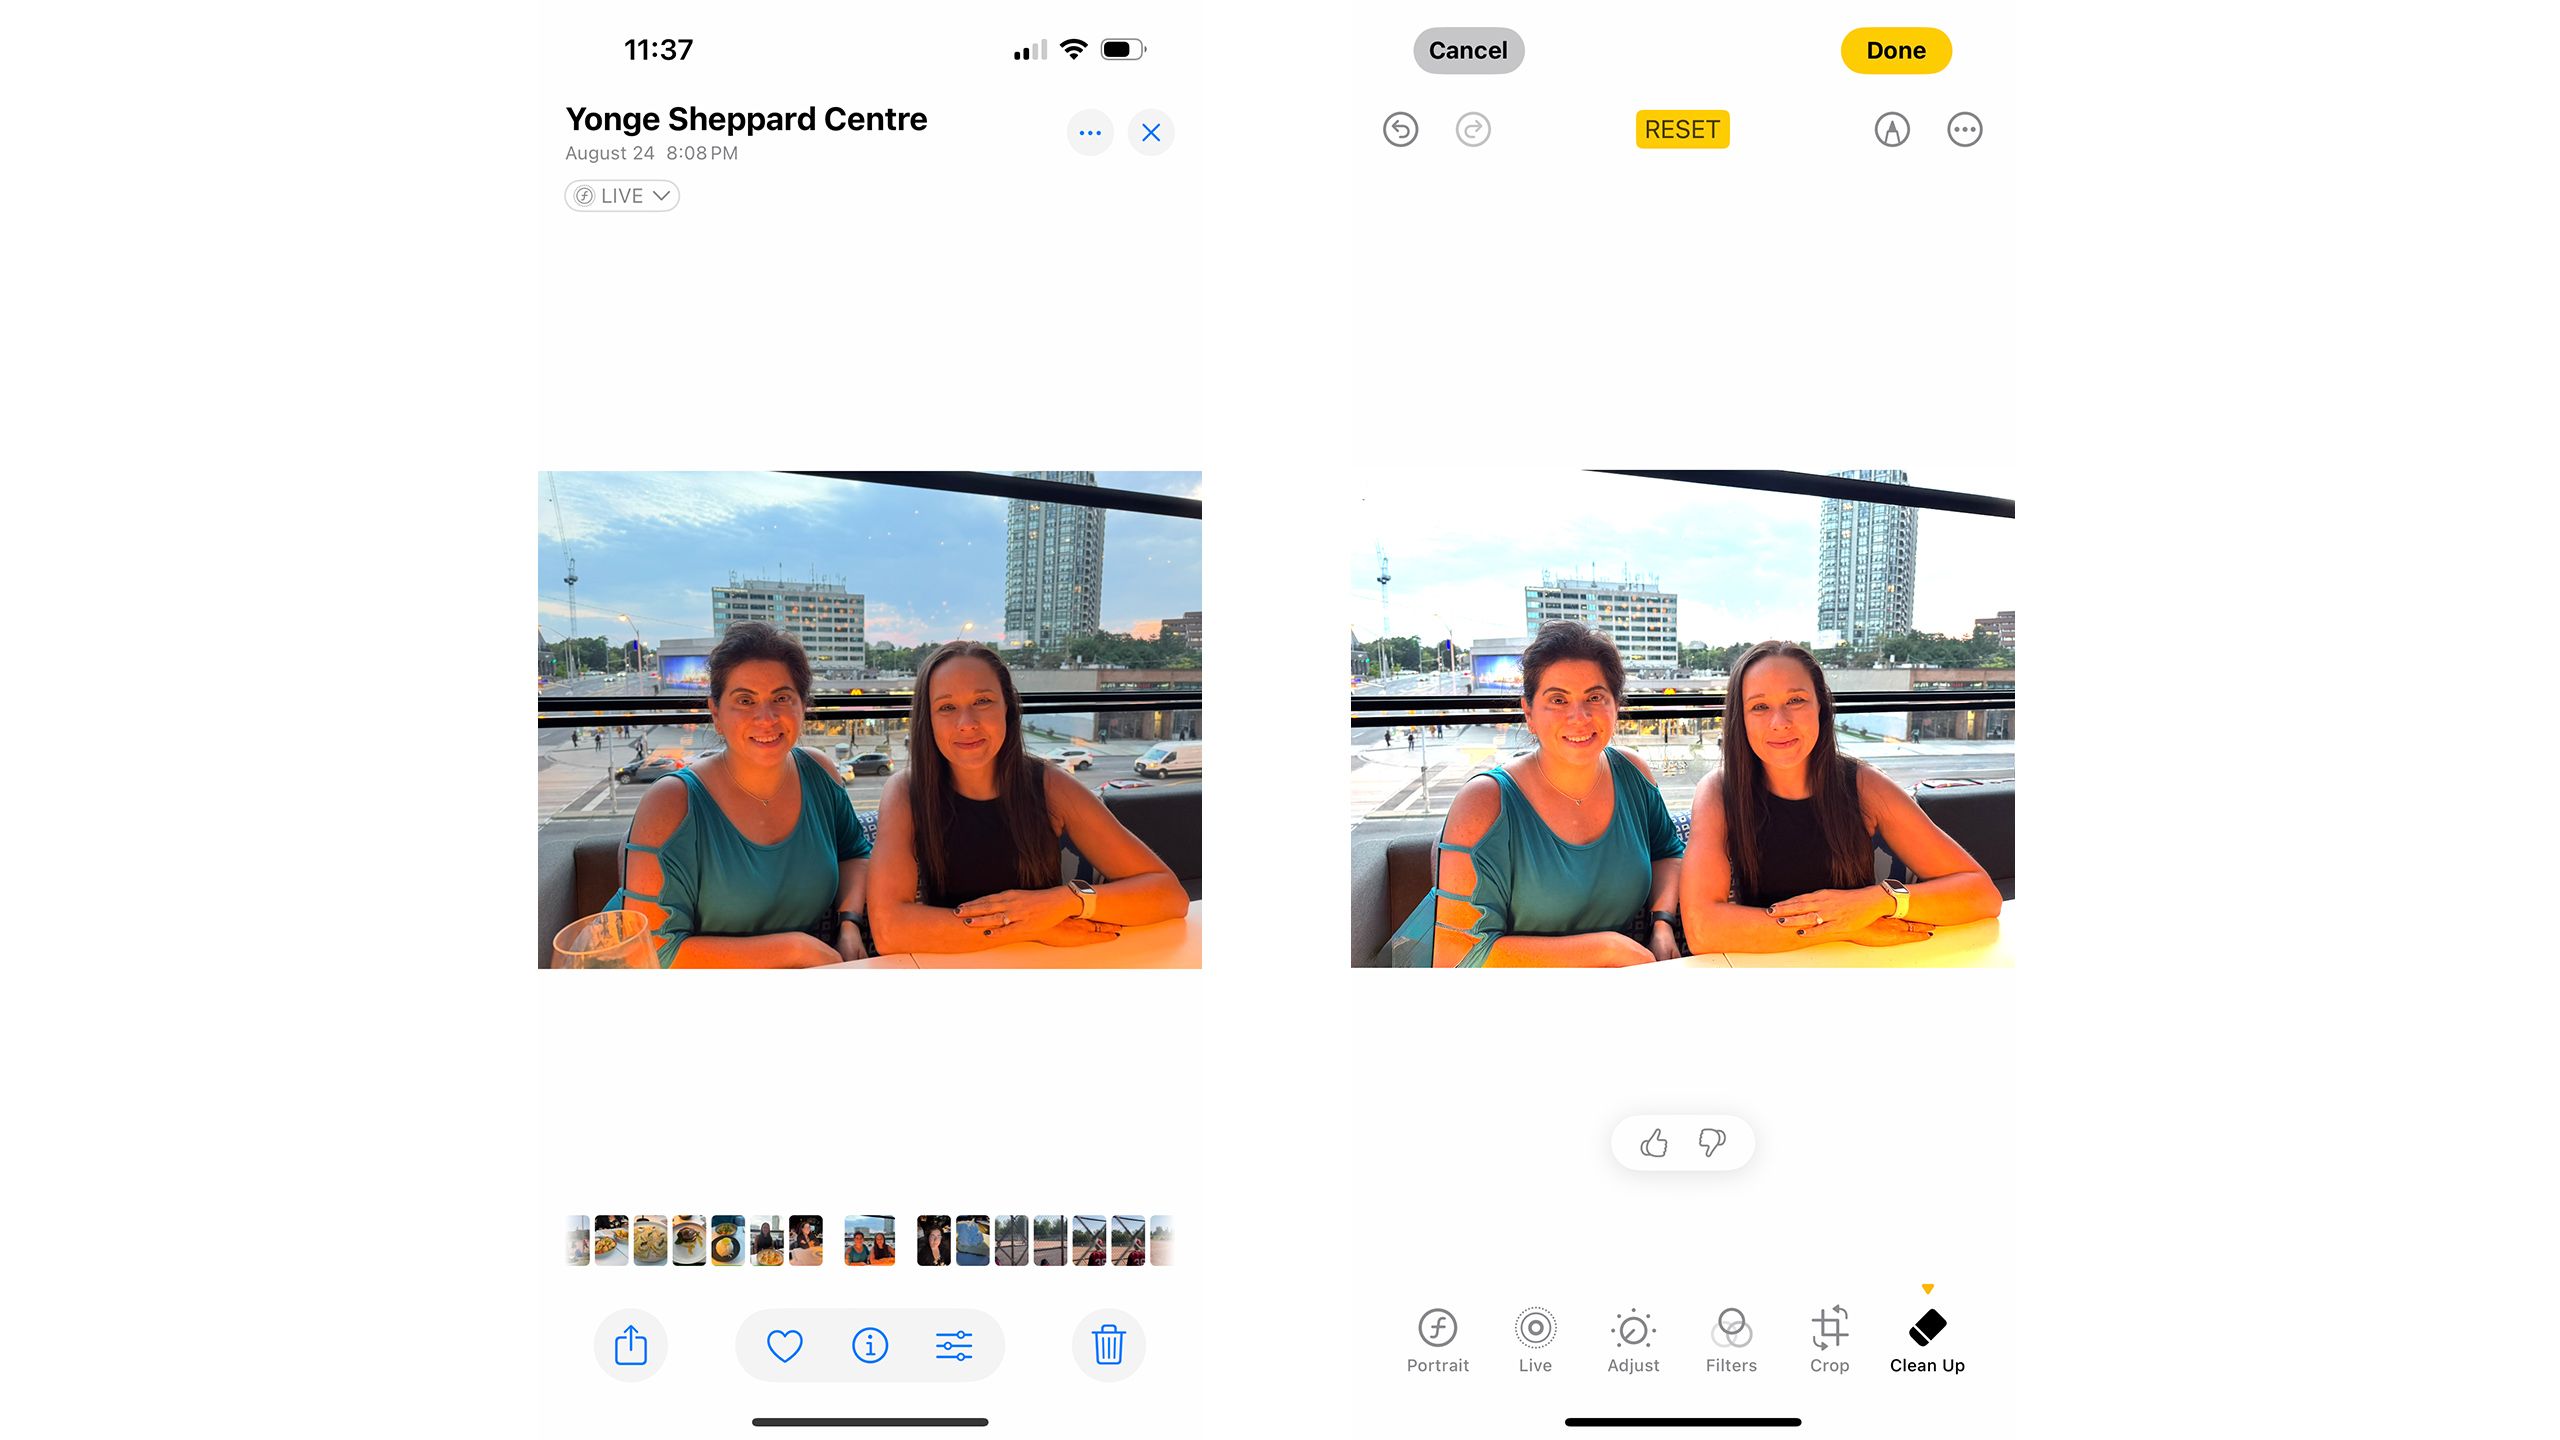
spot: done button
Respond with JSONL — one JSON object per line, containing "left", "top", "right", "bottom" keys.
{"left": 1636, "top": 110, "right": 1730, "bottom": 149}
{"left": 1842, "top": 27, "right": 1953, "bottom": 74}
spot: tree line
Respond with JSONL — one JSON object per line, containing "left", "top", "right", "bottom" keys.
{"left": 541, "top": 634, "right": 648, "bottom": 676}
{"left": 1683, "top": 626, "right": 2014, "bottom": 673}
{"left": 868, "top": 631, "right": 1201, "bottom": 672}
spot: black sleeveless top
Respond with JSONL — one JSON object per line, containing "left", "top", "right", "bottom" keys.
{"left": 921, "top": 788, "right": 1059, "bottom": 906}
{"left": 1732, "top": 792, "right": 1854, "bottom": 909}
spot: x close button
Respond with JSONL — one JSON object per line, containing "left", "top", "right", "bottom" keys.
{"left": 1129, "top": 110, "right": 1174, "bottom": 154}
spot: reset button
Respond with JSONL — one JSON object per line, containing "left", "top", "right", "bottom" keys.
{"left": 1635, "top": 111, "right": 1731, "bottom": 149}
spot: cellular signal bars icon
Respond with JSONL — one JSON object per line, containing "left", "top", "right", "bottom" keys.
{"left": 1013, "top": 40, "right": 1047, "bottom": 60}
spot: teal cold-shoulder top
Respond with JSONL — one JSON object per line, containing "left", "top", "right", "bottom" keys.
{"left": 607, "top": 748, "right": 872, "bottom": 967}
{"left": 1425, "top": 748, "right": 1684, "bottom": 967}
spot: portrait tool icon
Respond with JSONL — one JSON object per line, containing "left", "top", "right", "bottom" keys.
{"left": 1909, "top": 1308, "right": 1949, "bottom": 1347}
{"left": 1418, "top": 1308, "right": 1458, "bottom": 1346}
{"left": 1810, "top": 1304, "right": 1849, "bottom": 1349}
{"left": 1515, "top": 1307, "right": 1556, "bottom": 1348}
{"left": 1102, "top": 39, "right": 1145, "bottom": 60}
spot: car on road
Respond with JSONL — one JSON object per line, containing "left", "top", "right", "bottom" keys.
{"left": 1133, "top": 741, "right": 1203, "bottom": 779}
{"left": 1099, "top": 779, "right": 1154, "bottom": 791}
{"left": 1042, "top": 747, "right": 1098, "bottom": 771}
{"left": 1916, "top": 777, "right": 1986, "bottom": 790}
{"left": 847, "top": 752, "right": 893, "bottom": 776}
{"left": 615, "top": 755, "right": 686, "bottom": 784}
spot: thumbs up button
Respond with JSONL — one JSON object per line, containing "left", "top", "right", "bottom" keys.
{"left": 1613, "top": 1114, "right": 1756, "bottom": 1173}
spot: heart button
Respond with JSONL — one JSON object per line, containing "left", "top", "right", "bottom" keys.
{"left": 766, "top": 1329, "right": 803, "bottom": 1363}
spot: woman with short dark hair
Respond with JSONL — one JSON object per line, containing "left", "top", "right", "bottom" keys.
{"left": 607, "top": 622, "right": 872, "bottom": 966}
{"left": 1418, "top": 621, "right": 1685, "bottom": 966}
{"left": 868, "top": 640, "right": 1187, "bottom": 953}
{"left": 1679, "top": 641, "right": 1999, "bottom": 953}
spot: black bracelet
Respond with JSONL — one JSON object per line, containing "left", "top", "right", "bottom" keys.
{"left": 1650, "top": 910, "right": 1680, "bottom": 930}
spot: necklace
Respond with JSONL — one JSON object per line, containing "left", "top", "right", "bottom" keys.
{"left": 1539, "top": 757, "right": 1605, "bottom": 807}
{"left": 730, "top": 755, "right": 790, "bottom": 809}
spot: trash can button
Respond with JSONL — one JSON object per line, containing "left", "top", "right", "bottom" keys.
{"left": 1074, "top": 1310, "right": 1145, "bottom": 1381}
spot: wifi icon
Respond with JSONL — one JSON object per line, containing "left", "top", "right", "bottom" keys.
{"left": 1059, "top": 38, "right": 1088, "bottom": 59}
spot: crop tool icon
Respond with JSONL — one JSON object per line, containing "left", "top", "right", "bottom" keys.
{"left": 1810, "top": 1305, "right": 1850, "bottom": 1349}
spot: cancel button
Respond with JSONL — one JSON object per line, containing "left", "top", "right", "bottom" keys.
{"left": 1416, "top": 27, "right": 1526, "bottom": 74}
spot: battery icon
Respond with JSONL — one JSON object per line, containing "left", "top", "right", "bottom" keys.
{"left": 1102, "top": 39, "right": 1146, "bottom": 60}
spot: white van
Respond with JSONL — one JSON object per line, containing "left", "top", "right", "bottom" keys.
{"left": 1133, "top": 741, "right": 1203, "bottom": 779}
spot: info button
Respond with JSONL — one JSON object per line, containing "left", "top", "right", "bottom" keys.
{"left": 565, "top": 179, "right": 679, "bottom": 213}
{"left": 1636, "top": 111, "right": 1731, "bottom": 149}
{"left": 1614, "top": 1113, "right": 1757, "bottom": 1172}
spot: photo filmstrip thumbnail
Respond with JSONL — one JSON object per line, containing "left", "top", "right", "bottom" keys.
{"left": 538, "top": 471, "right": 1203, "bottom": 971}
{"left": 1351, "top": 469, "right": 2015, "bottom": 969}
{"left": 843, "top": 1214, "right": 897, "bottom": 1265}
{"left": 916, "top": 1215, "right": 953, "bottom": 1267}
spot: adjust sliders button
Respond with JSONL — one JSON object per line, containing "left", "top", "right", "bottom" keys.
{"left": 565, "top": 179, "right": 680, "bottom": 212}
{"left": 1614, "top": 1113, "right": 1757, "bottom": 1172}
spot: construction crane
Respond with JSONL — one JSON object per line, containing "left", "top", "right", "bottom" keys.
{"left": 1375, "top": 545, "right": 1391, "bottom": 679}
{"left": 548, "top": 475, "right": 580, "bottom": 678}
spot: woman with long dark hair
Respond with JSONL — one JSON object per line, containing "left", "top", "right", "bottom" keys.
{"left": 1679, "top": 641, "right": 1999, "bottom": 954}
{"left": 1422, "top": 622, "right": 1685, "bottom": 967}
{"left": 608, "top": 622, "right": 871, "bottom": 967}
{"left": 868, "top": 640, "right": 1188, "bottom": 953}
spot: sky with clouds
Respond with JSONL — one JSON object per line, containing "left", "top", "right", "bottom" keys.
{"left": 1346, "top": 470, "right": 2018, "bottom": 647}
{"left": 537, "top": 472, "right": 1201, "bottom": 647}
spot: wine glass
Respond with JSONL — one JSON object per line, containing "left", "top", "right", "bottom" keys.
{"left": 551, "top": 910, "right": 654, "bottom": 968}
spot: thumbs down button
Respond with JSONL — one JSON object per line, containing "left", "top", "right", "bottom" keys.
{"left": 1614, "top": 1113, "right": 1756, "bottom": 1172}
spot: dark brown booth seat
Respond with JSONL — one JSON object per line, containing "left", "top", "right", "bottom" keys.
{"left": 540, "top": 790, "right": 1214, "bottom": 966}
{"left": 1348, "top": 780, "right": 2015, "bottom": 965}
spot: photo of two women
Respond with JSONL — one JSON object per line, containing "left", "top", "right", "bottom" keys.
{"left": 537, "top": 471, "right": 1204, "bottom": 970}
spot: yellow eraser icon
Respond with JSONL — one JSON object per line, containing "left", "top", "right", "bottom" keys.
{"left": 1843, "top": 28, "right": 1952, "bottom": 74}
{"left": 1636, "top": 110, "right": 1731, "bottom": 149}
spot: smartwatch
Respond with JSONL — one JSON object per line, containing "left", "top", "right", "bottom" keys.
{"left": 1068, "top": 878, "right": 1098, "bottom": 920}
{"left": 1880, "top": 878, "right": 1910, "bottom": 920}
